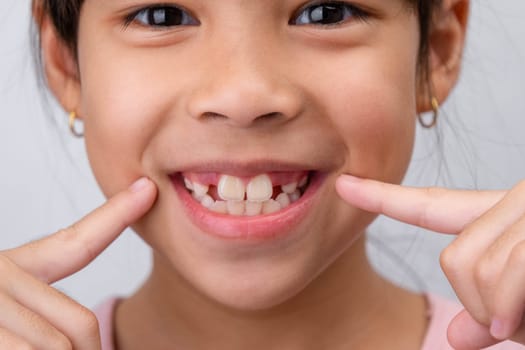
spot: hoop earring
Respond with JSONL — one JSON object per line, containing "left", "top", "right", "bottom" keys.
{"left": 418, "top": 96, "right": 439, "bottom": 129}
{"left": 69, "top": 111, "right": 84, "bottom": 137}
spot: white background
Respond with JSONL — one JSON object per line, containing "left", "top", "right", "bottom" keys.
{"left": 1, "top": 1, "right": 525, "bottom": 309}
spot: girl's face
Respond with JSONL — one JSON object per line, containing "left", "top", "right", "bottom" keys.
{"left": 54, "top": 0, "right": 437, "bottom": 309}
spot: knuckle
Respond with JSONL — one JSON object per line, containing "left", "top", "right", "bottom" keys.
{"left": 418, "top": 202, "right": 433, "bottom": 229}
{"left": 55, "top": 224, "right": 98, "bottom": 261}
{"left": 16, "top": 343, "right": 36, "bottom": 350}
{"left": 0, "top": 254, "right": 18, "bottom": 285}
{"left": 0, "top": 254, "right": 14, "bottom": 275}
{"left": 419, "top": 187, "right": 446, "bottom": 228}
{"left": 12, "top": 308, "right": 71, "bottom": 350}
{"left": 439, "top": 244, "right": 463, "bottom": 277}
{"left": 473, "top": 258, "right": 498, "bottom": 290}
{"left": 508, "top": 242, "right": 525, "bottom": 267}
{"left": 440, "top": 243, "right": 477, "bottom": 287}
{"left": 56, "top": 225, "right": 97, "bottom": 263}
{"left": 0, "top": 331, "right": 35, "bottom": 350}
{"left": 439, "top": 246, "right": 455, "bottom": 273}
{"left": 49, "top": 333, "right": 73, "bottom": 350}
{"left": 75, "top": 306, "right": 100, "bottom": 337}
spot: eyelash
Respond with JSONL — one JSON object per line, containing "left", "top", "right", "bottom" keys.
{"left": 291, "top": 1, "right": 370, "bottom": 26}
{"left": 122, "top": 4, "right": 198, "bottom": 28}
{"left": 122, "top": 1, "right": 369, "bottom": 29}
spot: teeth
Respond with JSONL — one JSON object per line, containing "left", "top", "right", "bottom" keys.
{"left": 209, "top": 200, "right": 228, "bottom": 214}
{"left": 245, "top": 201, "right": 263, "bottom": 216}
{"left": 186, "top": 172, "right": 308, "bottom": 216}
{"left": 299, "top": 176, "right": 308, "bottom": 188}
{"left": 289, "top": 190, "right": 301, "bottom": 203}
{"left": 227, "top": 200, "right": 245, "bottom": 216}
{"left": 246, "top": 174, "right": 273, "bottom": 202}
{"left": 262, "top": 200, "right": 282, "bottom": 214}
{"left": 281, "top": 182, "right": 297, "bottom": 194}
{"left": 218, "top": 175, "right": 246, "bottom": 201}
{"left": 193, "top": 182, "right": 209, "bottom": 200}
{"left": 184, "top": 178, "right": 194, "bottom": 191}
{"left": 276, "top": 193, "right": 291, "bottom": 208}
{"left": 200, "top": 194, "right": 214, "bottom": 208}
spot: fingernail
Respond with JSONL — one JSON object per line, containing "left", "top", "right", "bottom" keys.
{"left": 129, "top": 177, "right": 150, "bottom": 193}
{"left": 490, "top": 318, "right": 506, "bottom": 340}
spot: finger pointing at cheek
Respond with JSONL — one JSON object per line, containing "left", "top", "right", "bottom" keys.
{"left": 3, "top": 177, "right": 157, "bottom": 284}
{"left": 335, "top": 174, "right": 505, "bottom": 234}
{"left": 334, "top": 175, "right": 505, "bottom": 320}
{"left": 336, "top": 174, "right": 525, "bottom": 348}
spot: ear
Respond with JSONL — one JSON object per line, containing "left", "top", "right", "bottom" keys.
{"left": 34, "top": 3, "right": 82, "bottom": 117}
{"left": 417, "top": 0, "right": 469, "bottom": 112}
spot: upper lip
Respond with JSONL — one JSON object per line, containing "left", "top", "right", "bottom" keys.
{"left": 166, "top": 159, "right": 334, "bottom": 177}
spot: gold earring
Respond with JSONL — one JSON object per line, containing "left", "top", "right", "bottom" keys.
{"left": 418, "top": 96, "right": 439, "bottom": 129}
{"left": 69, "top": 111, "right": 84, "bottom": 137}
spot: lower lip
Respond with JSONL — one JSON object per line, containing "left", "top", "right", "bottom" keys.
{"left": 172, "top": 172, "right": 324, "bottom": 240}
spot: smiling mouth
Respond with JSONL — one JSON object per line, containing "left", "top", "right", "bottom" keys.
{"left": 170, "top": 167, "right": 324, "bottom": 239}
{"left": 180, "top": 171, "right": 312, "bottom": 216}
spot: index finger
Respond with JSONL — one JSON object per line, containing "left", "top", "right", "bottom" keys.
{"left": 335, "top": 175, "right": 506, "bottom": 234}
{"left": 3, "top": 177, "right": 157, "bottom": 284}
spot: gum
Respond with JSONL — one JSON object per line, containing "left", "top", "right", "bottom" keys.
{"left": 182, "top": 171, "right": 309, "bottom": 187}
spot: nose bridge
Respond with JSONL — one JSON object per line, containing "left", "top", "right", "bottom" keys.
{"left": 186, "top": 25, "right": 303, "bottom": 127}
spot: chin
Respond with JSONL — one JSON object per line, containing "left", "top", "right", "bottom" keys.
{"left": 196, "top": 267, "right": 318, "bottom": 312}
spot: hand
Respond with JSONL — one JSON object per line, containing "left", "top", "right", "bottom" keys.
{"left": 336, "top": 174, "right": 525, "bottom": 349}
{"left": 0, "top": 177, "right": 157, "bottom": 350}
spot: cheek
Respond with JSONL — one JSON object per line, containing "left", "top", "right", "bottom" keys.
{"left": 78, "top": 57, "right": 166, "bottom": 196}
{"left": 319, "top": 52, "right": 417, "bottom": 182}
{"left": 77, "top": 38, "right": 202, "bottom": 197}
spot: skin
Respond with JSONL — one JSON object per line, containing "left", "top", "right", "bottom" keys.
{"left": 336, "top": 176, "right": 525, "bottom": 348}
{"left": 77, "top": 0, "right": 422, "bottom": 315}
{"left": 9, "top": 0, "right": 523, "bottom": 349}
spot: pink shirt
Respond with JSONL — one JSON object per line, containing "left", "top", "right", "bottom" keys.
{"left": 94, "top": 294, "right": 523, "bottom": 349}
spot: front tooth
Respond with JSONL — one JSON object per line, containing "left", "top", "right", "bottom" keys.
{"left": 276, "top": 193, "right": 291, "bottom": 208}
{"left": 209, "top": 201, "right": 228, "bottom": 214}
{"left": 281, "top": 182, "right": 297, "bottom": 194}
{"left": 227, "top": 201, "right": 245, "bottom": 216}
{"left": 245, "top": 201, "right": 263, "bottom": 216}
{"left": 262, "top": 199, "right": 281, "bottom": 214}
{"left": 218, "top": 175, "right": 246, "bottom": 201}
{"left": 246, "top": 174, "right": 273, "bottom": 202}
{"left": 193, "top": 182, "right": 209, "bottom": 200}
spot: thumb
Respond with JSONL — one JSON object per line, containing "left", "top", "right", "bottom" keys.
{"left": 448, "top": 309, "right": 500, "bottom": 349}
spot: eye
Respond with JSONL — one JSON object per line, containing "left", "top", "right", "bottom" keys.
{"left": 291, "top": 1, "right": 368, "bottom": 26}
{"left": 125, "top": 6, "right": 198, "bottom": 28}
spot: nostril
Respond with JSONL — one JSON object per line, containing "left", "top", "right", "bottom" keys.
{"left": 199, "top": 111, "right": 283, "bottom": 126}
{"left": 254, "top": 112, "right": 281, "bottom": 122}
{"left": 200, "top": 111, "right": 229, "bottom": 121}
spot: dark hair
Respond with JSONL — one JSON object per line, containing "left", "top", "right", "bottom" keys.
{"left": 35, "top": 0, "right": 442, "bottom": 86}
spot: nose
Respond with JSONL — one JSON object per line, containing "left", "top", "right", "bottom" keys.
{"left": 186, "top": 36, "right": 303, "bottom": 128}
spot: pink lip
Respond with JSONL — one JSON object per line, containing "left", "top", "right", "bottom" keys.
{"left": 171, "top": 171, "right": 324, "bottom": 240}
